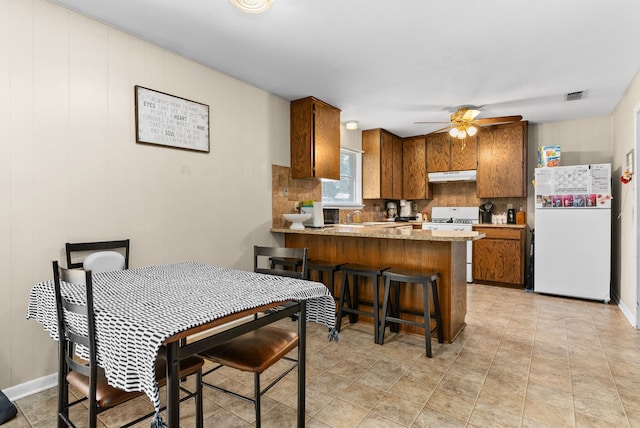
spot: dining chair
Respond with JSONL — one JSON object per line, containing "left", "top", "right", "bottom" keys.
{"left": 65, "top": 239, "right": 130, "bottom": 272}
{"left": 52, "top": 261, "right": 204, "bottom": 428}
{"left": 199, "top": 245, "right": 308, "bottom": 428}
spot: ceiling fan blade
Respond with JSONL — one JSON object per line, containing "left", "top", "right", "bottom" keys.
{"left": 427, "top": 125, "right": 454, "bottom": 134}
{"left": 462, "top": 109, "right": 481, "bottom": 121}
{"left": 475, "top": 115, "right": 523, "bottom": 125}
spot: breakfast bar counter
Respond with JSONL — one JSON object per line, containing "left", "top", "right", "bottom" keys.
{"left": 271, "top": 224, "right": 484, "bottom": 343}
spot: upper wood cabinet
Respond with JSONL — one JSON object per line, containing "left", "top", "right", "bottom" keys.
{"left": 402, "top": 135, "right": 431, "bottom": 200}
{"left": 476, "top": 121, "right": 528, "bottom": 198}
{"left": 426, "top": 132, "right": 478, "bottom": 172}
{"left": 290, "top": 97, "right": 341, "bottom": 180}
{"left": 362, "top": 128, "right": 403, "bottom": 199}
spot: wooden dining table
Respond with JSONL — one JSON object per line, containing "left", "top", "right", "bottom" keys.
{"left": 27, "top": 261, "right": 337, "bottom": 427}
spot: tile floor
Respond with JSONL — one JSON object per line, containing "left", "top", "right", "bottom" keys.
{"left": 6, "top": 283, "right": 640, "bottom": 427}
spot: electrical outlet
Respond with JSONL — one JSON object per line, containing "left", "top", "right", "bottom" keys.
{"left": 283, "top": 186, "right": 288, "bottom": 197}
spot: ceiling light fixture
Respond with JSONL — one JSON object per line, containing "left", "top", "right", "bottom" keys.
{"left": 345, "top": 120, "right": 359, "bottom": 130}
{"left": 449, "top": 124, "right": 477, "bottom": 139}
{"left": 230, "top": 0, "right": 273, "bottom": 13}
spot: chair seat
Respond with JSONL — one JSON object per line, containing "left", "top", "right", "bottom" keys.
{"left": 341, "top": 263, "right": 388, "bottom": 276}
{"left": 199, "top": 327, "right": 298, "bottom": 373}
{"left": 67, "top": 356, "right": 204, "bottom": 409}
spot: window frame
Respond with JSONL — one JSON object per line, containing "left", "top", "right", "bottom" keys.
{"left": 321, "top": 147, "right": 363, "bottom": 209}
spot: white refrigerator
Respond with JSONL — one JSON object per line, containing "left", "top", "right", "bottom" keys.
{"left": 534, "top": 163, "right": 612, "bottom": 302}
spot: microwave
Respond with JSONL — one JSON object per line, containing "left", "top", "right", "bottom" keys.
{"left": 301, "top": 202, "right": 324, "bottom": 228}
{"left": 322, "top": 208, "right": 340, "bottom": 225}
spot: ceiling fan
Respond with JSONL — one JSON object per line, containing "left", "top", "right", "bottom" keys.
{"left": 415, "top": 107, "right": 522, "bottom": 139}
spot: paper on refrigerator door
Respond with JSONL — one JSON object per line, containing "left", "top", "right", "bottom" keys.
{"left": 535, "top": 163, "right": 612, "bottom": 208}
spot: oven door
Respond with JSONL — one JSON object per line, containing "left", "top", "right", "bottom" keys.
{"left": 422, "top": 223, "right": 473, "bottom": 283}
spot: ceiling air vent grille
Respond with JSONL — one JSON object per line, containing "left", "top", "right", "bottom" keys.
{"left": 565, "top": 90, "right": 586, "bottom": 101}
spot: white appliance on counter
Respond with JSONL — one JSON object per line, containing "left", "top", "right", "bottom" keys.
{"left": 534, "top": 163, "right": 612, "bottom": 302}
{"left": 422, "top": 206, "right": 478, "bottom": 283}
{"left": 301, "top": 201, "right": 324, "bottom": 228}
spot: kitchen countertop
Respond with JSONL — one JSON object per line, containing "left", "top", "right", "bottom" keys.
{"left": 271, "top": 223, "right": 484, "bottom": 241}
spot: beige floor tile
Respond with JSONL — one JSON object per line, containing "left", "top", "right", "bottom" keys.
{"left": 523, "top": 398, "right": 575, "bottom": 427}
{"left": 436, "top": 372, "right": 482, "bottom": 401}
{"left": 370, "top": 393, "right": 423, "bottom": 426}
{"left": 425, "top": 388, "right": 475, "bottom": 422}
{"left": 336, "top": 382, "right": 384, "bottom": 411}
{"left": 411, "top": 407, "right": 466, "bottom": 428}
{"left": 468, "top": 402, "right": 522, "bottom": 428}
{"left": 573, "top": 395, "right": 628, "bottom": 426}
{"left": 313, "top": 398, "right": 368, "bottom": 428}
{"left": 476, "top": 383, "right": 525, "bottom": 417}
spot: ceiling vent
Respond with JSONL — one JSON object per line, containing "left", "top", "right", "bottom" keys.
{"left": 565, "top": 90, "right": 586, "bottom": 101}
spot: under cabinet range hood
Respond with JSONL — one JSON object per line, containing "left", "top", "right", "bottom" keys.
{"left": 428, "top": 170, "right": 477, "bottom": 183}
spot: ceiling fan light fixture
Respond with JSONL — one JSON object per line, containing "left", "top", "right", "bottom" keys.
{"left": 449, "top": 128, "right": 459, "bottom": 137}
{"left": 467, "top": 125, "right": 478, "bottom": 137}
{"left": 456, "top": 129, "right": 467, "bottom": 139}
{"left": 230, "top": 0, "right": 273, "bottom": 13}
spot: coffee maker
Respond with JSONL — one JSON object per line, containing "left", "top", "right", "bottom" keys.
{"left": 399, "top": 199, "right": 412, "bottom": 217}
{"left": 385, "top": 201, "right": 397, "bottom": 220}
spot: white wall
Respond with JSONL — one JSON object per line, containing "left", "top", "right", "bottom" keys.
{"left": 0, "top": 0, "right": 290, "bottom": 390}
{"left": 612, "top": 69, "right": 640, "bottom": 324}
{"left": 526, "top": 116, "right": 613, "bottom": 228}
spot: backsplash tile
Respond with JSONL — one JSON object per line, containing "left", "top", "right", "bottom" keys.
{"left": 272, "top": 165, "right": 321, "bottom": 228}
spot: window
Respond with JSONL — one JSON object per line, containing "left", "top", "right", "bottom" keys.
{"left": 322, "top": 148, "right": 362, "bottom": 207}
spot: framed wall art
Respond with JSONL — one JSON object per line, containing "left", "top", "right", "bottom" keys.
{"left": 134, "top": 85, "right": 210, "bottom": 153}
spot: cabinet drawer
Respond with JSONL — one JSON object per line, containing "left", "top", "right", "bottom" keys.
{"left": 473, "top": 227, "right": 521, "bottom": 240}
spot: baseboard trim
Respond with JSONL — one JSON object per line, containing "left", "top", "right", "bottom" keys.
{"left": 3, "top": 373, "right": 57, "bottom": 401}
{"left": 618, "top": 299, "right": 638, "bottom": 328}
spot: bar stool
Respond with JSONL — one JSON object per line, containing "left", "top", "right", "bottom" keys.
{"left": 379, "top": 269, "right": 443, "bottom": 358}
{"left": 336, "top": 263, "right": 389, "bottom": 343}
{"left": 307, "top": 259, "right": 345, "bottom": 300}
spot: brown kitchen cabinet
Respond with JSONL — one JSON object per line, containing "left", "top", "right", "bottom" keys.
{"left": 476, "top": 121, "right": 528, "bottom": 198}
{"left": 362, "top": 128, "right": 403, "bottom": 199}
{"left": 402, "top": 135, "right": 431, "bottom": 199}
{"left": 426, "top": 132, "right": 477, "bottom": 172}
{"left": 290, "top": 96, "right": 341, "bottom": 180}
{"left": 472, "top": 225, "right": 526, "bottom": 287}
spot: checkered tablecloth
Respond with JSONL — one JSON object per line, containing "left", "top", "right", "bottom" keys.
{"left": 27, "top": 261, "right": 336, "bottom": 427}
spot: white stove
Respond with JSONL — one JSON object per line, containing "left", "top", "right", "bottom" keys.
{"left": 422, "top": 207, "right": 478, "bottom": 283}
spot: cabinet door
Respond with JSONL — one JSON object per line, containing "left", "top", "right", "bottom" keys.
{"left": 362, "top": 129, "right": 382, "bottom": 199}
{"left": 450, "top": 134, "right": 478, "bottom": 171}
{"left": 473, "top": 238, "right": 522, "bottom": 285}
{"left": 426, "top": 133, "right": 451, "bottom": 172}
{"left": 313, "top": 101, "right": 341, "bottom": 180}
{"left": 476, "top": 122, "right": 527, "bottom": 198}
{"left": 380, "top": 131, "right": 395, "bottom": 199}
{"left": 290, "top": 97, "right": 313, "bottom": 179}
{"left": 402, "top": 136, "right": 427, "bottom": 199}
{"left": 391, "top": 135, "right": 403, "bottom": 199}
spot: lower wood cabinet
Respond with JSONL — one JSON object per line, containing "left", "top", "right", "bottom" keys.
{"left": 472, "top": 226, "right": 526, "bottom": 288}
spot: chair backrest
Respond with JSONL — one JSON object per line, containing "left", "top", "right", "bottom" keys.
{"left": 52, "top": 260, "right": 97, "bottom": 381}
{"left": 254, "top": 246, "right": 308, "bottom": 279}
{"left": 66, "top": 239, "right": 130, "bottom": 270}
{"left": 82, "top": 251, "right": 126, "bottom": 273}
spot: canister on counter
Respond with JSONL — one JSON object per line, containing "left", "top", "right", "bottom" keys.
{"left": 516, "top": 206, "right": 526, "bottom": 224}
